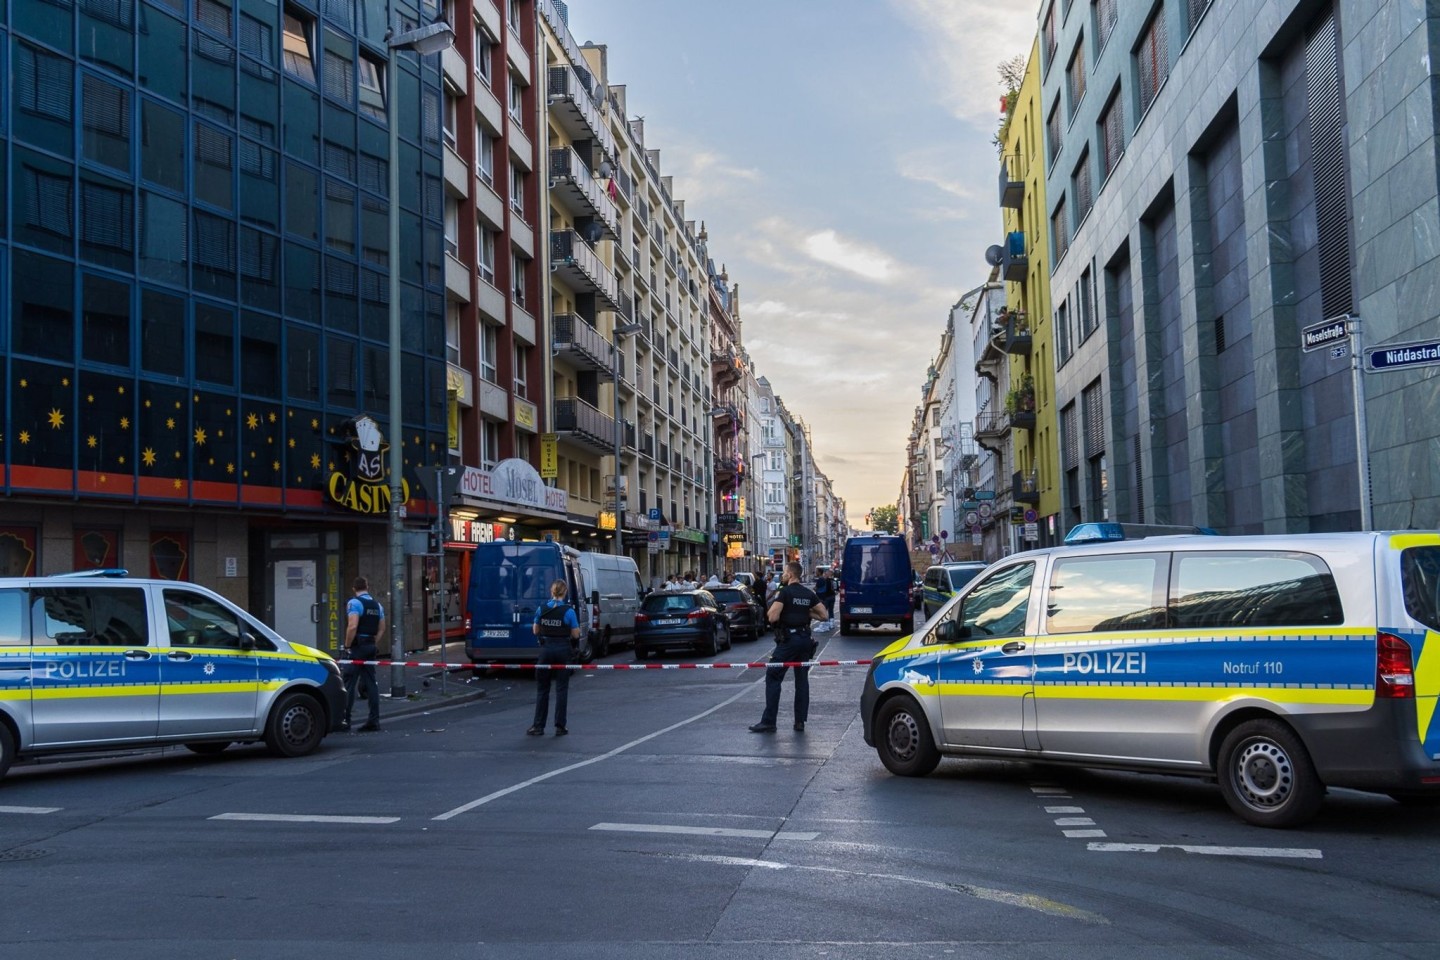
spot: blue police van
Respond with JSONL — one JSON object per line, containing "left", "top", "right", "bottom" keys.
{"left": 838, "top": 535, "right": 915, "bottom": 636}
{"left": 464, "top": 542, "right": 598, "bottom": 663}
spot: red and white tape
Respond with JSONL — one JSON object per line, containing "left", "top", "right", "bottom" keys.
{"left": 335, "top": 658, "right": 874, "bottom": 671}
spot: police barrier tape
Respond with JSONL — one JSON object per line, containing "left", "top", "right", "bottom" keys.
{"left": 335, "top": 658, "right": 874, "bottom": 671}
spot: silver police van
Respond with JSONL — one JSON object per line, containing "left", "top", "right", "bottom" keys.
{"left": 0, "top": 571, "right": 346, "bottom": 779}
{"left": 861, "top": 532, "right": 1440, "bottom": 827}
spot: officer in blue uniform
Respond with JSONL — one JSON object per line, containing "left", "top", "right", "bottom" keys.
{"left": 750, "top": 561, "right": 828, "bottom": 733}
{"left": 529, "top": 579, "right": 580, "bottom": 736}
{"left": 343, "top": 576, "right": 386, "bottom": 732}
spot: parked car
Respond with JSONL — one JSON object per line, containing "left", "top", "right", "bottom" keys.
{"left": 634, "top": 590, "right": 732, "bottom": 659}
{"left": 709, "top": 586, "right": 765, "bottom": 641}
{"left": 921, "top": 562, "right": 988, "bottom": 618}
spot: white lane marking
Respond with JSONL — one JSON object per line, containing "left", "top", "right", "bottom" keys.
{"left": 1063, "top": 829, "right": 1108, "bottom": 838}
{"left": 590, "top": 822, "right": 820, "bottom": 841}
{"left": 1031, "top": 787, "right": 1070, "bottom": 796}
{"left": 1044, "top": 806, "right": 1085, "bottom": 814}
{"left": 432, "top": 679, "right": 761, "bottom": 821}
{"left": 0, "top": 805, "right": 62, "bottom": 814}
{"left": 1055, "top": 817, "right": 1096, "bottom": 826}
{"left": 209, "top": 813, "right": 401, "bottom": 824}
{"left": 655, "top": 853, "right": 1108, "bottom": 924}
{"left": 1089, "top": 842, "right": 1322, "bottom": 859}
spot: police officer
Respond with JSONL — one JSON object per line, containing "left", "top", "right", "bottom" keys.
{"left": 749, "top": 561, "right": 828, "bottom": 733}
{"left": 528, "top": 579, "right": 580, "bottom": 736}
{"left": 343, "top": 576, "right": 385, "bottom": 732}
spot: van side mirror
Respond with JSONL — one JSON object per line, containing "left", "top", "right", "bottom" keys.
{"left": 590, "top": 590, "right": 600, "bottom": 606}
{"left": 240, "top": 632, "right": 256, "bottom": 652}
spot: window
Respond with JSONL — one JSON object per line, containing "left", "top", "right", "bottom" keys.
{"left": 282, "top": 9, "right": 315, "bottom": 83}
{"left": 507, "top": 0, "right": 522, "bottom": 37}
{"left": 1137, "top": 6, "right": 1169, "bottom": 116}
{"left": 513, "top": 344, "right": 529, "bottom": 398}
{"left": 1066, "top": 39, "right": 1086, "bottom": 117}
{"left": 511, "top": 253, "right": 527, "bottom": 307}
{"left": 1079, "top": 268, "right": 1097, "bottom": 340}
{"left": 1051, "top": 196, "right": 1069, "bottom": 261}
{"left": 479, "top": 323, "right": 498, "bottom": 383}
{"left": 1094, "top": 0, "right": 1118, "bottom": 53}
{"left": 322, "top": 46, "right": 353, "bottom": 104}
{"left": 477, "top": 128, "right": 495, "bottom": 185}
{"left": 33, "top": 587, "right": 149, "bottom": 646}
{"left": 1072, "top": 150, "right": 1092, "bottom": 225}
{"left": 508, "top": 76, "right": 524, "bottom": 124}
{"left": 1171, "top": 553, "right": 1344, "bottom": 628}
{"left": 442, "top": 88, "right": 458, "bottom": 146}
{"left": 1047, "top": 554, "right": 1167, "bottom": 633}
{"left": 0, "top": 591, "right": 25, "bottom": 646}
{"left": 474, "top": 25, "right": 493, "bottom": 86}
{"left": 358, "top": 54, "right": 385, "bottom": 120}
{"left": 444, "top": 301, "right": 462, "bottom": 364}
{"left": 1046, "top": 103, "right": 1062, "bottom": 165}
{"left": 769, "top": 521, "right": 784, "bottom": 540}
{"left": 443, "top": 195, "right": 459, "bottom": 257}
{"left": 478, "top": 226, "right": 496, "bottom": 283}
{"left": 769, "top": 451, "right": 782, "bottom": 471}
{"left": 83, "top": 74, "right": 131, "bottom": 174}
{"left": 164, "top": 589, "right": 244, "bottom": 648}
{"left": 765, "top": 481, "right": 784, "bottom": 505}
{"left": 932, "top": 406, "right": 941, "bottom": 427}
{"left": 1186, "top": 0, "right": 1212, "bottom": 33}
{"left": 1099, "top": 87, "right": 1124, "bottom": 180}
{"left": 1402, "top": 547, "right": 1440, "bottom": 632}
{"left": 1043, "top": 3, "right": 1057, "bottom": 68}
{"left": 935, "top": 562, "right": 1033, "bottom": 641}
{"left": 1057, "top": 299, "right": 1072, "bottom": 363}
{"left": 509, "top": 162, "right": 525, "bottom": 215}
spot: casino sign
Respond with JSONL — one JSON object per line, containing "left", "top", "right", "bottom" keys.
{"left": 327, "top": 416, "right": 409, "bottom": 515}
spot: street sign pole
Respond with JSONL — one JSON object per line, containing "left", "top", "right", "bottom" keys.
{"left": 1347, "top": 316, "right": 1372, "bottom": 531}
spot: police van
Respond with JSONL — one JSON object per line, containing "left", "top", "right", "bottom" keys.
{"left": 0, "top": 571, "right": 346, "bottom": 780}
{"left": 860, "top": 532, "right": 1440, "bottom": 827}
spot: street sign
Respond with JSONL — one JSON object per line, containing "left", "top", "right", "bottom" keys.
{"left": 1024, "top": 509, "right": 1038, "bottom": 523}
{"left": 1024, "top": 522, "right": 1039, "bottom": 542}
{"left": 964, "top": 511, "right": 979, "bottom": 526}
{"left": 972, "top": 531, "right": 983, "bottom": 546}
{"left": 1301, "top": 316, "right": 1349, "bottom": 353}
{"left": 961, "top": 500, "right": 980, "bottom": 511}
{"left": 978, "top": 503, "right": 994, "bottom": 520}
{"left": 974, "top": 489, "right": 996, "bottom": 501}
{"left": 1367, "top": 339, "right": 1440, "bottom": 372}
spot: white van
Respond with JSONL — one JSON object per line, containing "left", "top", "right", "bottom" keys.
{"left": 861, "top": 532, "right": 1440, "bottom": 827}
{"left": 574, "top": 552, "right": 644, "bottom": 658}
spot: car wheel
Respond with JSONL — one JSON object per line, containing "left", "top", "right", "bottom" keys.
{"left": 722, "top": 624, "right": 733, "bottom": 651}
{"left": 701, "top": 627, "right": 719, "bottom": 658}
{"left": 1216, "top": 719, "right": 1324, "bottom": 827}
{"left": 576, "top": 633, "right": 595, "bottom": 664}
{"left": 184, "top": 741, "right": 230, "bottom": 756}
{"left": 874, "top": 696, "right": 940, "bottom": 777}
{"left": 263, "top": 691, "right": 326, "bottom": 758}
{"left": 633, "top": 643, "right": 648, "bottom": 662}
{"left": 0, "top": 723, "right": 15, "bottom": 780}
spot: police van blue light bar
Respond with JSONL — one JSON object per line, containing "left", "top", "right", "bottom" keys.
{"left": 1063, "top": 523, "right": 1219, "bottom": 545}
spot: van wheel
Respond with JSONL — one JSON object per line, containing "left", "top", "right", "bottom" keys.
{"left": 0, "top": 724, "right": 14, "bottom": 780}
{"left": 597, "top": 629, "right": 612, "bottom": 659}
{"left": 1216, "top": 719, "right": 1323, "bottom": 827}
{"left": 875, "top": 696, "right": 940, "bottom": 777}
{"left": 184, "top": 742, "right": 230, "bottom": 756}
{"left": 576, "top": 634, "right": 595, "bottom": 664}
{"left": 839, "top": 618, "right": 853, "bottom": 637}
{"left": 263, "top": 692, "right": 326, "bottom": 758}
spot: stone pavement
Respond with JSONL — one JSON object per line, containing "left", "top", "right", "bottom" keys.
{"left": 344, "top": 642, "right": 489, "bottom": 728}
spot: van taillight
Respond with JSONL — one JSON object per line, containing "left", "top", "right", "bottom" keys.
{"left": 838, "top": 583, "right": 846, "bottom": 603}
{"left": 463, "top": 615, "right": 470, "bottom": 631}
{"left": 591, "top": 603, "right": 600, "bottom": 630}
{"left": 1377, "top": 632, "right": 1415, "bottom": 699}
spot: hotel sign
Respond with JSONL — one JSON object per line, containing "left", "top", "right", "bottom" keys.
{"left": 456, "top": 457, "right": 568, "bottom": 515}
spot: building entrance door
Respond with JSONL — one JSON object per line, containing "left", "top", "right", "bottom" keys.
{"left": 272, "top": 558, "right": 320, "bottom": 649}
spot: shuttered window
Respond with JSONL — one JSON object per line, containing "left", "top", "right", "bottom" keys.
{"left": 1066, "top": 40, "right": 1087, "bottom": 118}
{"left": 1052, "top": 196, "right": 1070, "bottom": 262}
{"left": 1047, "top": 104, "right": 1063, "bottom": 166}
{"left": 1095, "top": 0, "right": 1118, "bottom": 52}
{"left": 1072, "top": 149, "right": 1093, "bottom": 225}
{"left": 1186, "top": 0, "right": 1212, "bottom": 33}
{"left": 1137, "top": 7, "right": 1169, "bottom": 116}
{"left": 1100, "top": 88, "right": 1124, "bottom": 179}
{"left": 1082, "top": 380, "right": 1105, "bottom": 458}
{"left": 1061, "top": 403, "right": 1080, "bottom": 470}
{"left": 1043, "top": 4, "right": 1057, "bottom": 68}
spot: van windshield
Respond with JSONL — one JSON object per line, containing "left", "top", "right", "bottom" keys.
{"left": 849, "top": 544, "right": 906, "bottom": 585}
{"left": 1402, "top": 547, "right": 1440, "bottom": 632}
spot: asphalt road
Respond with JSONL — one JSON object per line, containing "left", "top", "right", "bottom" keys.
{"left": 1, "top": 615, "right": 1438, "bottom": 959}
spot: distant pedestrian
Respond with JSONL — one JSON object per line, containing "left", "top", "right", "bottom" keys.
{"left": 750, "top": 561, "right": 828, "bottom": 733}
{"left": 528, "top": 579, "right": 579, "bottom": 736}
{"left": 343, "top": 576, "right": 385, "bottom": 732}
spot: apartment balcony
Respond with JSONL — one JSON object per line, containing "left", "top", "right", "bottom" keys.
{"left": 553, "top": 396, "right": 617, "bottom": 453}
{"left": 1012, "top": 470, "right": 1040, "bottom": 505}
{"left": 611, "top": 166, "right": 633, "bottom": 207}
{"left": 1000, "top": 309, "right": 1032, "bottom": 355}
{"left": 975, "top": 412, "right": 1012, "bottom": 441}
{"left": 552, "top": 313, "right": 617, "bottom": 381}
{"left": 658, "top": 441, "right": 670, "bottom": 465}
{"left": 624, "top": 420, "right": 637, "bottom": 450}
{"left": 640, "top": 433, "right": 655, "bottom": 458}
{"left": 1002, "top": 230, "right": 1027, "bottom": 282}
{"left": 546, "top": 65, "right": 615, "bottom": 157}
{"left": 550, "top": 230, "right": 619, "bottom": 309}
{"left": 548, "top": 148, "right": 620, "bottom": 240}
{"left": 710, "top": 346, "right": 741, "bottom": 385}
{"left": 710, "top": 403, "right": 737, "bottom": 428}
{"left": 999, "top": 153, "right": 1025, "bottom": 209}
{"left": 616, "top": 292, "right": 634, "bottom": 322}
{"left": 714, "top": 452, "right": 740, "bottom": 483}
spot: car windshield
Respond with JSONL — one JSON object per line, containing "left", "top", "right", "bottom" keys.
{"left": 642, "top": 594, "right": 697, "bottom": 613}
{"left": 710, "top": 589, "right": 746, "bottom": 604}
{"left": 947, "top": 566, "right": 984, "bottom": 590}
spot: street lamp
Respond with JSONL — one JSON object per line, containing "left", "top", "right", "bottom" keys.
{"left": 611, "top": 322, "right": 642, "bottom": 554}
{"left": 386, "top": 17, "right": 454, "bottom": 697}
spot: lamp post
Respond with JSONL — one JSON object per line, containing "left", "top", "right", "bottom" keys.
{"left": 386, "top": 17, "right": 454, "bottom": 697}
{"left": 611, "top": 322, "right": 642, "bottom": 554}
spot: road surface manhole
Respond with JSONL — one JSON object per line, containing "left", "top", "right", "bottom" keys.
{"left": 0, "top": 848, "right": 51, "bottom": 863}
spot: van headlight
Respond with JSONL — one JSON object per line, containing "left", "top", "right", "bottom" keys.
{"left": 322, "top": 658, "right": 343, "bottom": 682}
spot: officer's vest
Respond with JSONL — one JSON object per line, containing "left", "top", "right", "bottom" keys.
{"left": 354, "top": 594, "right": 382, "bottom": 641}
{"left": 778, "top": 585, "right": 815, "bottom": 629}
{"left": 537, "top": 602, "right": 573, "bottom": 642}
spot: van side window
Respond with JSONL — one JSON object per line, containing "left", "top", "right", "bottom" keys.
{"left": 950, "top": 562, "right": 1034, "bottom": 640}
{"left": 1047, "top": 554, "right": 1168, "bottom": 633}
{"left": 164, "top": 589, "right": 244, "bottom": 648}
{"left": 1170, "top": 552, "right": 1343, "bottom": 628}
{"left": 1401, "top": 547, "right": 1440, "bottom": 632}
{"left": 0, "top": 589, "right": 24, "bottom": 644}
{"left": 32, "top": 587, "right": 149, "bottom": 646}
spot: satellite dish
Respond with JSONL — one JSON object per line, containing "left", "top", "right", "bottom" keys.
{"left": 582, "top": 221, "right": 604, "bottom": 243}
{"left": 985, "top": 245, "right": 1005, "bottom": 267}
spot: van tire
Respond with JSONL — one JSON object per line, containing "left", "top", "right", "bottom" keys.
{"left": 839, "top": 618, "right": 853, "bottom": 637}
{"left": 263, "top": 691, "right": 326, "bottom": 758}
{"left": 576, "top": 634, "right": 595, "bottom": 664}
{"left": 875, "top": 696, "right": 940, "bottom": 777}
{"left": 596, "top": 628, "right": 612, "bottom": 659}
{"left": 1217, "top": 719, "right": 1323, "bottom": 828}
{"left": 0, "top": 724, "right": 14, "bottom": 780}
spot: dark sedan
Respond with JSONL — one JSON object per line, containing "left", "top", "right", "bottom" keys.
{"left": 634, "top": 590, "right": 732, "bottom": 660}
{"left": 709, "top": 586, "right": 765, "bottom": 642}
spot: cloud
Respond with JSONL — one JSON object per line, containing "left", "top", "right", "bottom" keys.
{"left": 888, "top": 0, "right": 1037, "bottom": 124}
{"left": 801, "top": 230, "right": 897, "bottom": 283}
{"left": 897, "top": 147, "right": 977, "bottom": 202}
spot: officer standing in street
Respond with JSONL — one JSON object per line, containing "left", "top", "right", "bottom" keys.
{"left": 342, "top": 576, "right": 385, "bottom": 733}
{"left": 528, "top": 579, "right": 580, "bottom": 737}
{"left": 749, "top": 561, "right": 828, "bottom": 733}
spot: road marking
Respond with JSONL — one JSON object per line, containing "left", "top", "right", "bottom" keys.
{"left": 209, "top": 813, "right": 401, "bottom": 824}
{"left": 1063, "top": 829, "right": 1108, "bottom": 838}
{"left": 1045, "top": 806, "right": 1085, "bottom": 814}
{"left": 1055, "top": 817, "right": 1096, "bottom": 826}
{"left": 1030, "top": 787, "right": 1070, "bottom": 796}
{"left": 1089, "top": 842, "right": 1322, "bottom": 859}
{"left": 0, "top": 805, "right": 61, "bottom": 814}
{"left": 590, "top": 822, "right": 819, "bottom": 841}
{"left": 432, "top": 678, "right": 761, "bottom": 821}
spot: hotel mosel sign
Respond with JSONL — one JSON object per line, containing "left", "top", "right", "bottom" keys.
{"left": 328, "top": 416, "right": 409, "bottom": 514}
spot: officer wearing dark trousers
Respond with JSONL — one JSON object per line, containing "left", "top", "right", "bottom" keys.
{"left": 343, "top": 576, "right": 385, "bottom": 732}
{"left": 529, "top": 579, "right": 580, "bottom": 737}
{"left": 750, "top": 561, "right": 828, "bottom": 733}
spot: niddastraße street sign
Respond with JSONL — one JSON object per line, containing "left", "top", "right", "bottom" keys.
{"left": 1366, "top": 340, "right": 1440, "bottom": 372}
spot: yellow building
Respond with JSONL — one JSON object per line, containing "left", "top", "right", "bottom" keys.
{"left": 996, "top": 37, "right": 1060, "bottom": 546}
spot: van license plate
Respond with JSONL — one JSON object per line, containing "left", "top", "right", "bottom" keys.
{"left": 851, "top": 607, "right": 872, "bottom": 614}
{"left": 481, "top": 630, "right": 509, "bottom": 638}
{"left": 655, "top": 618, "right": 685, "bottom": 626}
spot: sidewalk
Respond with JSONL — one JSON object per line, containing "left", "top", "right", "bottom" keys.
{"left": 346, "top": 642, "right": 489, "bottom": 727}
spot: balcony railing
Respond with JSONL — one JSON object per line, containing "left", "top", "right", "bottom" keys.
{"left": 641, "top": 434, "right": 655, "bottom": 458}
{"left": 550, "top": 230, "right": 619, "bottom": 308}
{"left": 548, "top": 148, "right": 619, "bottom": 239}
{"left": 975, "top": 412, "right": 1012, "bottom": 440}
{"left": 551, "top": 313, "right": 616, "bottom": 379}
{"left": 999, "top": 153, "right": 1025, "bottom": 209}
{"left": 1002, "top": 230, "right": 1027, "bottom": 282}
{"left": 547, "top": 65, "right": 615, "bottom": 157}
{"left": 616, "top": 292, "right": 634, "bottom": 321}
{"left": 553, "top": 396, "right": 617, "bottom": 453}
{"left": 1013, "top": 470, "right": 1040, "bottom": 504}
{"left": 1000, "top": 310, "right": 1032, "bottom": 354}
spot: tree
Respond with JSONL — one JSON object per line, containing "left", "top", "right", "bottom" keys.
{"left": 870, "top": 505, "right": 898, "bottom": 534}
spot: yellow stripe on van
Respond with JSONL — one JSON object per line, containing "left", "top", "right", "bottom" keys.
{"left": 1389, "top": 533, "right": 1440, "bottom": 550}
{"left": 31, "top": 685, "right": 164, "bottom": 700}
{"left": 1414, "top": 629, "right": 1440, "bottom": 744}
{"left": 1031, "top": 684, "right": 1373, "bottom": 706}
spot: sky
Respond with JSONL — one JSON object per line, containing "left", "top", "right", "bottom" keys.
{"left": 563, "top": 0, "right": 1039, "bottom": 526}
